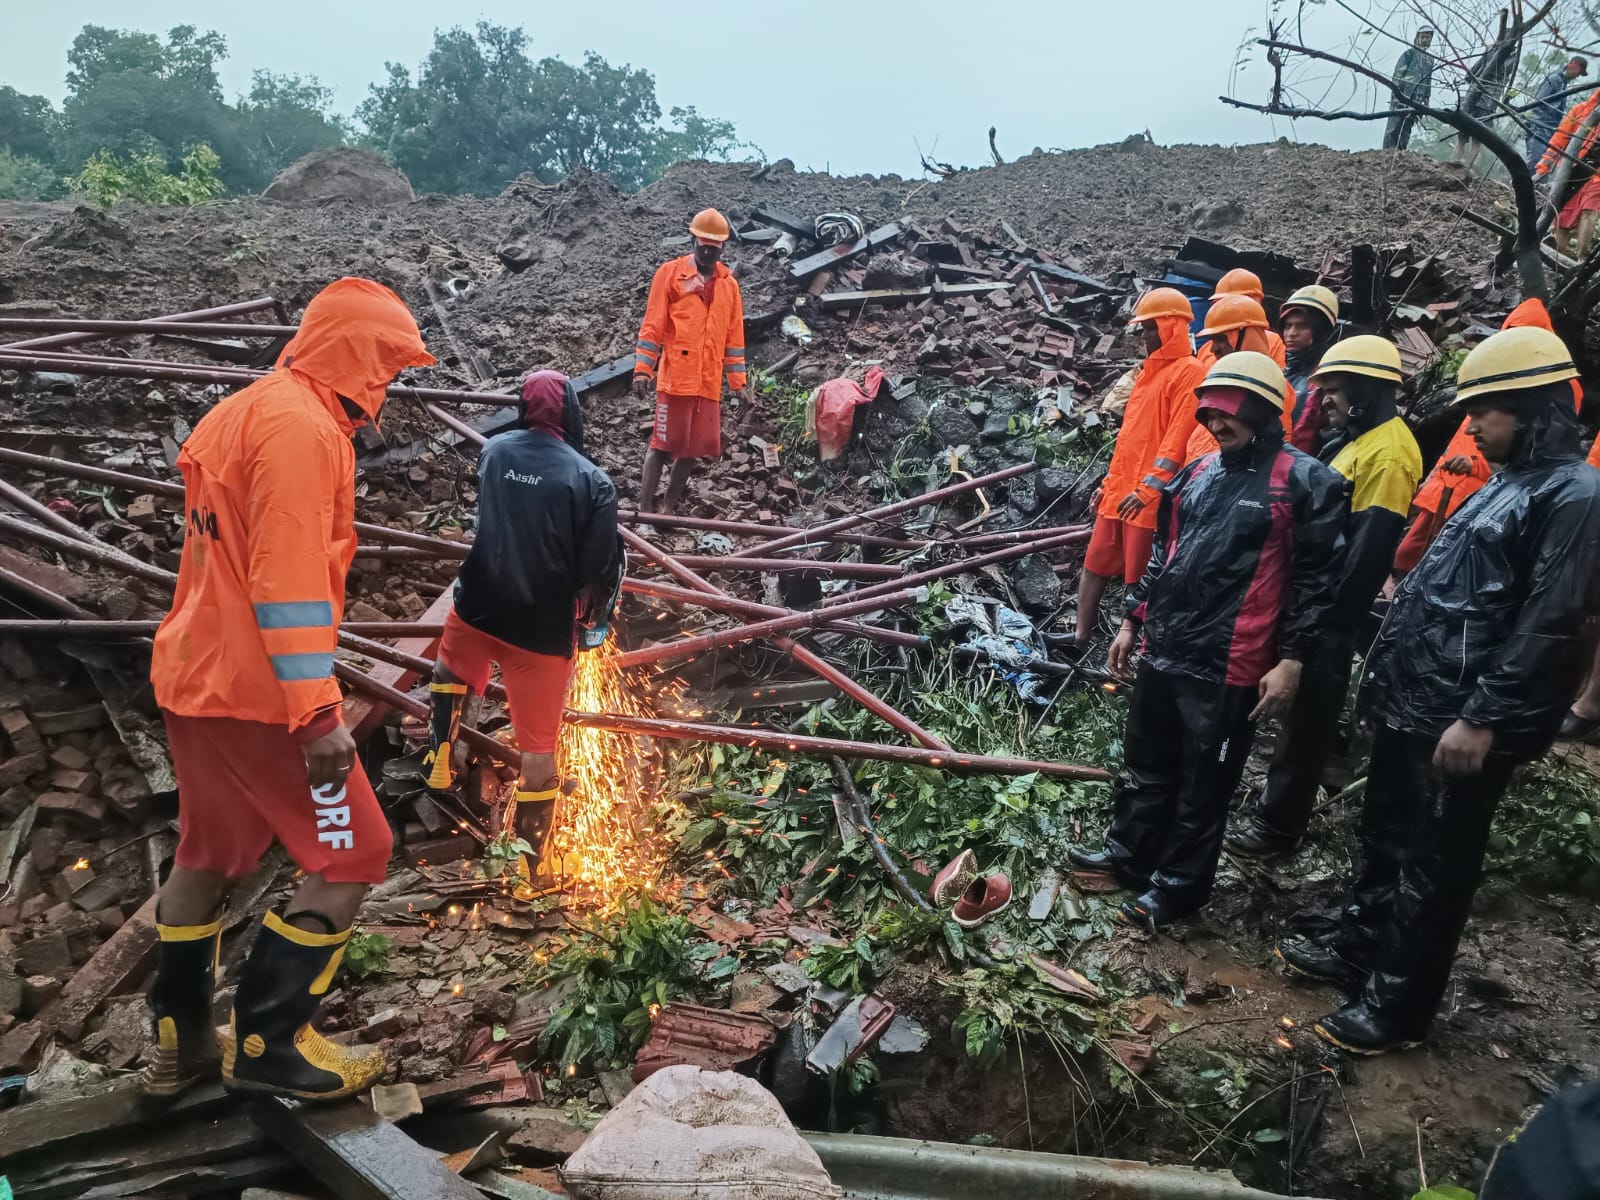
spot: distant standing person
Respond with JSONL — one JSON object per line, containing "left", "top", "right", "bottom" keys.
{"left": 1384, "top": 27, "right": 1435, "bottom": 150}
{"left": 1454, "top": 12, "right": 1521, "bottom": 171}
{"left": 633, "top": 208, "right": 748, "bottom": 514}
{"left": 1525, "top": 56, "right": 1589, "bottom": 169}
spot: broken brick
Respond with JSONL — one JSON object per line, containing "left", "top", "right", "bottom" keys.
{"left": 29, "top": 704, "right": 109, "bottom": 737}
{"left": 36, "top": 791, "right": 107, "bottom": 823}
{"left": 1, "top": 708, "right": 42, "bottom": 756}
{"left": 47, "top": 744, "right": 92, "bottom": 772}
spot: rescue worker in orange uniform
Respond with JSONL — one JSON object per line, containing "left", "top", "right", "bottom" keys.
{"left": 1537, "top": 91, "right": 1600, "bottom": 257}
{"left": 1393, "top": 298, "right": 1579, "bottom": 574}
{"left": 1186, "top": 296, "right": 1299, "bottom": 460}
{"left": 144, "top": 278, "right": 434, "bottom": 1101}
{"left": 634, "top": 208, "right": 748, "bottom": 514}
{"left": 1208, "top": 268, "right": 1286, "bottom": 365}
{"left": 1071, "top": 288, "right": 1207, "bottom": 653}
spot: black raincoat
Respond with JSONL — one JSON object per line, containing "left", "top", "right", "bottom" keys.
{"left": 1130, "top": 425, "right": 1347, "bottom": 688}
{"left": 1360, "top": 392, "right": 1600, "bottom": 758}
{"left": 453, "top": 429, "right": 619, "bottom": 658}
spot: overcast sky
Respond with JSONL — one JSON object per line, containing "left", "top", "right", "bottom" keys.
{"left": 5, "top": 1, "right": 1431, "bottom": 175}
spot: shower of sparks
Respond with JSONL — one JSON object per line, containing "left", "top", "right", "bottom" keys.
{"left": 545, "top": 639, "right": 683, "bottom": 903}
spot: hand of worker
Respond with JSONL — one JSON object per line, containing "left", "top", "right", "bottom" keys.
{"left": 632, "top": 376, "right": 651, "bottom": 400}
{"left": 1116, "top": 492, "right": 1145, "bottom": 522}
{"left": 1443, "top": 455, "right": 1474, "bottom": 474}
{"left": 302, "top": 723, "right": 357, "bottom": 789}
{"left": 1250, "top": 658, "right": 1302, "bottom": 721}
{"left": 1434, "top": 719, "right": 1493, "bottom": 777}
{"left": 1108, "top": 620, "right": 1138, "bottom": 682}
{"left": 1089, "top": 486, "right": 1103, "bottom": 512}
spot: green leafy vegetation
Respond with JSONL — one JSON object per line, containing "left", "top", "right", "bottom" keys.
{"left": 1491, "top": 755, "right": 1600, "bottom": 890}
{"left": 344, "top": 931, "right": 394, "bottom": 979}
{"left": 531, "top": 893, "right": 702, "bottom": 1068}
{"left": 481, "top": 832, "right": 535, "bottom": 881}
{"left": 2, "top": 21, "right": 753, "bottom": 203}
{"left": 71, "top": 144, "right": 224, "bottom": 206}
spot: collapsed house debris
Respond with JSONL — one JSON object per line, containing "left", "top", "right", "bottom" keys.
{"left": 0, "top": 141, "right": 1589, "bottom": 1199}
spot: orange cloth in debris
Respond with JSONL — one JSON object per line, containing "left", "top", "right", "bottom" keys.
{"left": 1589, "top": 436, "right": 1600, "bottom": 469}
{"left": 151, "top": 278, "right": 433, "bottom": 736}
{"left": 633, "top": 255, "right": 747, "bottom": 398}
{"left": 1414, "top": 299, "right": 1581, "bottom": 519}
{"left": 1538, "top": 92, "right": 1600, "bottom": 176}
{"left": 1096, "top": 313, "right": 1207, "bottom": 531}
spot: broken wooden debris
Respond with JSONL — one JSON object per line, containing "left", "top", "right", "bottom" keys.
{"left": 814, "top": 280, "right": 1009, "bottom": 311}
{"left": 787, "top": 222, "right": 904, "bottom": 280}
{"left": 250, "top": 1096, "right": 486, "bottom": 1200}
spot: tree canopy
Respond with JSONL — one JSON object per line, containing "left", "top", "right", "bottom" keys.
{"left": 0, "top": 20, "right": 755, "bottom": 202}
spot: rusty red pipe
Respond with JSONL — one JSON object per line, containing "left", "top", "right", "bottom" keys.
{"left": 332, "top": 662, "right": 516, "bottom": 767}
{"left": 821, "top": 526, "right": 1091, "bottom": 608}
{"left": 622, "top": 578, "right": 924, "bottom": 649}
{"left": 620, "top": 527, "right": 950, "bottom": 751}
{"left": 562, "top": 711, "right": 1111, "bottom": 782}
{"left": 670, "top": 555, "right": 902, "bottom": 579}
{"left": 0, "top": 318, "right": 298, "bottom": 338}
{"left": 620, "top": 509, "right": 923, "bottom": 551}
{"left": 0, "top": 297, "right": 279, "bottom": 352}
{"left": 722, "top": 461, "right": 1036, "bottom": 560}
{"left": 954, "top": 523, "right": 1092, "bottom": 548}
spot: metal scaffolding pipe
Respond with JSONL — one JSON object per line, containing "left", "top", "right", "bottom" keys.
{"left": 954, "top": 523, "right": 1092, "bottom": 548}
{"left": 622, "top": 528, "right": 950, "bottom": 751}
{"left": 822, "top": 526, "right": 1091, "bottom": 608}
{"left": 0, "top": 350, "right": 521, "bottom": 409}
{"left": 0, "top": 567, "right": 98, "bottom": 619}
{"left": 0, "top": 447, "right": 471, "bottom": 559}
{"left": 669, "top": 555, "right": 902, "bottom": 579}
{"left": 721, "top": 461, "right": 1036, "bottom": 560}
{"left": 0, "top": 477, "right": 107, "bottom": 546}
{"left": 620, "top": 509, "right": 923, "bottom": 551}
{"left": 622, "top": 578, "right": 925, "bottom": 649}
{"left": 562, "top": 712, "right": 1112, "bottom": 782}
{"left": 0, "top": 318, "right": 298, "bottom": 339}
{"left": 615, "top": 584, "right": 923, "bottom": 670}
{"left": 0, "top": 513, "right": 176, "bottom": 587}
{"left": 0, "top": 297, "right": 279, "bottom": 352}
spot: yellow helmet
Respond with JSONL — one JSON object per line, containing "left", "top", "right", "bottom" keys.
{"left": 1455, "top": 326, "right": 1579, "bottom": 403}
{"left": 1131, "top": 287, "right": 1194, "bottom": 323}
{"left": 1211, "top": 267, "right": 1265, "bottom": 302}
{"left": 1281, "top": 284, "right": 1340, "bottom": 326}
{"left": 1310, "top": 335, "right": 1403, "bottom": 385}
{"left": 1196, "top": 350, "right": 1286, "bottom": 412}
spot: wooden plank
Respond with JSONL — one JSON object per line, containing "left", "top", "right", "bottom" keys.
{"left": 341, "top": 591, "right": 455, "bottom": 741}
{"left": 0, "top": 1079, "right": 232, "bottom": 1161}
{"left": 816, "top": 281, "right": 1008, "bottom": 312}
{"left": 788, "top": 223, "right": 903, "bottom": 280}
{"left": 251, "top": 1096, "right": 484, "bottom": 1200}
{"left": 570, "top": 352, "right": 637, "bottom": 397}
{"left": 749, "top": 203, "right": 816, "bottom": 241}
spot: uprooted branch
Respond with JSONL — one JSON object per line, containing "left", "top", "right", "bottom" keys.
{"left": 1230, "top": 36, "right": 1547, "bottom": 300}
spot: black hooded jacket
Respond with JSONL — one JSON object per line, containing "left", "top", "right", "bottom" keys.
{"left": 1360, "top": 392, "right": 1600, "bottom": 755}
{"left": 453, "top": 429, "right": 619, "bottom": 658}
{"left": 1129, "top": 419, "right": 1348, "bottom": 688}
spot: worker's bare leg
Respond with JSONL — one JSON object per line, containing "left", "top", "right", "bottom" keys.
{"left": 284, "top": 876, "right": 370, "bottom": 932}
{"left": 158, "top": 864, "right": 232, "bottom": 925}
{"left": 1074, "top": 569, "right": 1113, "bottom": 647}
{"left": 1577, "top": 210, "right": 1600, "bottom": 258}
{"left": 1571, "top": 641, "right": 1600, "bottom": 721}
{"left": 639, "top": 448, "right": 670, "bottom": 513}
{"left": 661, "top": 457, "right": 696, "bottom": 514}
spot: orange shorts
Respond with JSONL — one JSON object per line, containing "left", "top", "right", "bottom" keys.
{"left": 1084, "top": 516, "right": 1155, "bottom": 585}
{"left": 649, "top": 393, "right": 721, "bottom": 459}
{"left": 437, "top": 608, "right": 574, "bottom": 754}
{"left": 164, "top": 712, "right": 391, "bottom": 884}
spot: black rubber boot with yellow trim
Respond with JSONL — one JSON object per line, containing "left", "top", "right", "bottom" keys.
{"left": 510, "top": 785, "right": 560, "bottom": 899}
{"left": 425, "top": 680, "right": 468, "bottom": 790}
{"left": 141, "top": 915, "right": 223, "bottom": 1098}
{"left": 220, "top": 911, "right": 384, "bottom": 1101}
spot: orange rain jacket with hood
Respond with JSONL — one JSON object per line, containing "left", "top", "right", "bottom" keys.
{"left": 151, "top": 278, "right": 434, "bottom": 740}
{"left": 633, "top": 255, "right": 747, "bottom": 399}
{"left": 1097, "top": 311, "right": 1208, "bottom": 532}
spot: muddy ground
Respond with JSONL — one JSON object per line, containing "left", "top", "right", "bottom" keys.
{"left": 0, "top": 142, "right": 1591, "bottom": 1200}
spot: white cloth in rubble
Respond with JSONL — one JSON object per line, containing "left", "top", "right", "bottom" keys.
{"left": 560, "top": 1065, "right": 842, "bottom": 1200}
